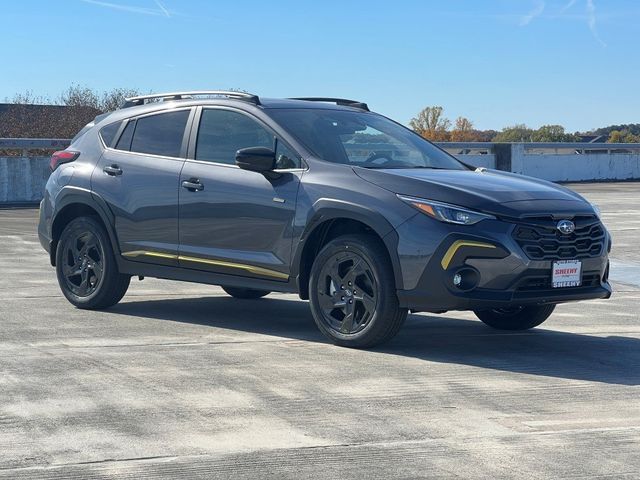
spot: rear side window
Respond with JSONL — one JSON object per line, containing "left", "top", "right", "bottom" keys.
{"left": 99, "top": 121, "right": 121, "bottom": 147}
{"left": 130, "top": 110, "right": 190, "bottom": 157}
{"left": 196, "top": 109, "right": 273, "bottom": 164}
{"left": 115, "top": 120, "right": 135, "bottom": 151}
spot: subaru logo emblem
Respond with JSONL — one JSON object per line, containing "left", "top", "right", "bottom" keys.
{"left": 557, "top": 220, "right": 575, "bottom": 235}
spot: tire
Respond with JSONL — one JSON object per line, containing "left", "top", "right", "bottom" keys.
{"left": 221, "top": 286, "right": 270, "bottom": 299}
{"left": 55, "top": 216, "right": 130, "bottom": 310}
{"left": 474, "top": 304, "right": 555, "bottom": 330}
{"left": 309, "top": 234, "right": 407, "bottom": 348}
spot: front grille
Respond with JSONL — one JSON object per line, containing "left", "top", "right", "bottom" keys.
{"left": 512, "top": 215, "right": 605, "bottom": 260}
{"left": 516, "top": 272, "right": 601, "bottom": 292}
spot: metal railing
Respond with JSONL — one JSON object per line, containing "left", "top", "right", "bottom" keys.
{"left": 438, "top": 142, "right": 640, "bottom": 155}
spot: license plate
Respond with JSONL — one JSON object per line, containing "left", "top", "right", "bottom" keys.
{"left": 552, "top": 260, "right": 582, "bottom": 288}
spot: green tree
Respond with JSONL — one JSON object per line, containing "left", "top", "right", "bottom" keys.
{"left": 493, "top": 124, "right": 534, "bottom": 142}
{"left": 608, "top": 130, "right": 640, "bottom": 143}
{"left": 409, "top": 106, "right": 451, "bottom": 141}
{"left": 531, "top": 125, "right": 577, "bottom": 142}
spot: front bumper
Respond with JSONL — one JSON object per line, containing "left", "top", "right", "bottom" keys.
{"left": 394, "top": 214, "right": 612, "bottom": 312}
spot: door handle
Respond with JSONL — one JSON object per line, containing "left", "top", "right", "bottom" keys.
{"left": 103, "top": 164, "right": 123, "bottom": 176}
{"left": 181, "top": 179, "right": 204, "bottom": 191}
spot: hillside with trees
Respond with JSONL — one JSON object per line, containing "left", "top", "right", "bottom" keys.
{"left": 1, "top": 86, "right": 637, "bottom": 144}
{"left": 409, "top": 105, "right": 638, "bottom": 143}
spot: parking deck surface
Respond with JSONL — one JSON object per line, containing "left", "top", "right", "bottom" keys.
{"left": 0, "top": 183, "right": 638, "bottom": 479}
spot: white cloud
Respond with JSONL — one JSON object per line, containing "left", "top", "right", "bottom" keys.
{"left": 586, "top": 0, "right": 607, "bottom": 47}
{"left": 520, "top": 0, "right": 546, "bottom": 26}
{"left": 80, "top": 0, "right": 171, "bottom": 17}
{"left": 154, "top": 0, "right": 170, "bottom": 18}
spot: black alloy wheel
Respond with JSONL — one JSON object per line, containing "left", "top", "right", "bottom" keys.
{"left": 60, "top": 230, "right": 104, "bottom": 297}
{"left": 55, "top": 217, "right": 130, "bottom": 309}
{"left": 309, "top": 234, "right": 407, "bottom": 348}
{"left": 316, "top": 250, "right": 378, "bottom": 335}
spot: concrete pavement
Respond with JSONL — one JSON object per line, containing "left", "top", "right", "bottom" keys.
{"left": 0, "top": 183, "right": 638, "bottom": 479}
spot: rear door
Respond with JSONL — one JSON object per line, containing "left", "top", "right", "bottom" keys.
{"left": 178, "top": 107, "right": 303, "bottom": 281}
{"left": 92, "top": 108, "right": 194, "bottom": 266}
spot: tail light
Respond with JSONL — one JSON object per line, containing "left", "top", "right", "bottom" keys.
{"left": 50, "top": 150, "right": 80, "bottom": 171}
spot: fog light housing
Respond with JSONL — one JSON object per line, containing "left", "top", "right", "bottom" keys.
{"left": 451, "top": 268, "right": 480, "bottom": 291}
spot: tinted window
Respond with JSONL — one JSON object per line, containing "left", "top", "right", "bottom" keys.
{"left": 196, "top": 109, "right": 273, "bottom": 164}
{"left": 99, "top": 121, "right": 121, "bottom": 147}
{"left": 115, "top": 120, "right": 135, "bottom": 151}
{"left": 130, "top": 110, "right": 190, "bottom": 157}
{"left": 275, "top": 140, "right": 301, "bottom": 169}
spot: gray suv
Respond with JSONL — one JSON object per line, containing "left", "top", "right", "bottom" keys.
{"left": 38, "top": 91, "right": 612, "bottom": 347}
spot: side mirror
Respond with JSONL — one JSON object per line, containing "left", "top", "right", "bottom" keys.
{"left": 235, "top": 147, "right": 276, "bottom": 172}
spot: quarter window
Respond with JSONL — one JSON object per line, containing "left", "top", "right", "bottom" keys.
{"left": 196, "top": 109, "right": 274, "bottom": 165}
{"left": 275, "top": 140, "right": 301, "bottom": 169}
{"left": 115, "top": 120, "right": 135, "bottom": 151}
{"left": 99, "top": 121, "right": 121, "bottom": 147}
{"left": 129, "top": 110, "right": 190, "bottom": 157}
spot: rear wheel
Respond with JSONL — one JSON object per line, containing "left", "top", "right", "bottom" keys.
{"left": 309, "top": 234, "right": 407, "bottom": 348}
{"left": 221, "top": 286, "right": 270, "bottom": 299}
{"left": 55, "top": 216, "right": 130, "bottom": 310}
{"left": 474, "top": 304, "right": 555, "bottom": 330}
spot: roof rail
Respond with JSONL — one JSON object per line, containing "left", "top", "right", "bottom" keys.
{"left": 290, "top": 97, "right": 369, "bottom": 111}
{"left": 122, "top": 90, "right": 261, "bottom": 108}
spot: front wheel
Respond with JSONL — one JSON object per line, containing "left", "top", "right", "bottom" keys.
{"left": 309, "top": 234, "right": 407, "bottom": 348}
{"left": 474, "top": 304, "right": 555, "bottom": 330}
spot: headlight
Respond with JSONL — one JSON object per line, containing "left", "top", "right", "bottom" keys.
{"left": 591, "top": 202, "right": 601, "bottom": 218}
{"left": 397, "top": 195, "right": 495, "bottom": 225}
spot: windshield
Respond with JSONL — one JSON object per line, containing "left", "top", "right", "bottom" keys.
{"left": 268, "top": 108, "right": 466, "bottom": 170}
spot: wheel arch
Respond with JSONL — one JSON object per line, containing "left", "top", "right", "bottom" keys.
{"left": 50, "top": 188, "right": 118, "bottom": 266}
{"left": 293, "top": 201, "right": 403, "bottom": 299}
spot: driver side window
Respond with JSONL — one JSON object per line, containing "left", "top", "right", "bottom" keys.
{"left": 196, "top": 109, "right": 273, "bottom": 165}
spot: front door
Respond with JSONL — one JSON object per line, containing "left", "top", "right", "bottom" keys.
{"left": 178, "top": 107, "right": 303, "bottom": 282}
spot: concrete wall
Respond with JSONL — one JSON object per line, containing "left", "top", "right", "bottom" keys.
{"left": 0, "top": 156, "right": 50, "bottom": 203}
{"left": 510, "top": 144, "right": 640, "bottom": 182}
{"left": 453, "top": 154, "right": 496, "bottom": 169}
{"left": 1, "top": 141, "right": 639, "bottom": 204}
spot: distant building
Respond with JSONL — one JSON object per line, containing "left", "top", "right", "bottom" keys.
{"left": 0, "top": 104, "right": 100, "bottom": 139}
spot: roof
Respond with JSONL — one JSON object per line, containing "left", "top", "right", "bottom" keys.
{"left": 0, "top": 103, "right": 102, "bottom": 138}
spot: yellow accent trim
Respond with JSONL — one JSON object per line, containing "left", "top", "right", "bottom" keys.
{"left": 122, "top": 250, "right": 178, "bottom": 260}
{"left": 122, "top": 250, "right": 288, "bottom": 280}
{"left": 440, "top": 240, "right": 496, "bottom": 270}
{"left": 179, "top": 255, "right": 289, "bottom": 280}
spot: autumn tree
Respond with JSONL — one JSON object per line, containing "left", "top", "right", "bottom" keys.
{"left": 59, "top": 84, "right": 140, "bottom": 112}
{"left": 409, "top": 106, "right": 451, "bottom": 141}
{"left": 450, "top": 117, "right": 476, "bottom": 142}
{"left": 6, "top": 90, "right": 49, "bottom": 105}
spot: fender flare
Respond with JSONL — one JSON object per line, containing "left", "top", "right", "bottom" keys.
{"left": 50, "top": 187, "right": 120, "bottom": 264}
{"left": 292, "top": 198, "right": 403, "bottom": 291}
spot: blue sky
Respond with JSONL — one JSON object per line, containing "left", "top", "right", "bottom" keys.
{"left": 2, "top": 0, "right": 638, "bottom": 131}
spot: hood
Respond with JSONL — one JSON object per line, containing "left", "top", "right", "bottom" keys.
{"left": 354, "top": 167, "right": 595, "bottom": 219}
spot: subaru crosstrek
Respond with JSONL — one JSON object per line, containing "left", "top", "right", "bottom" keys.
{"left": 38, "top": 91, "right": 612, "bottom": 347}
